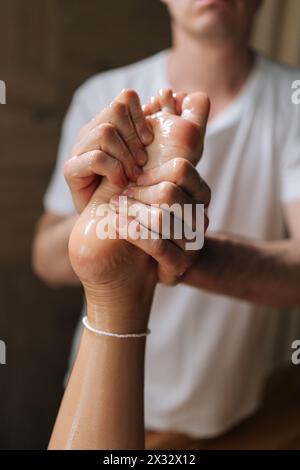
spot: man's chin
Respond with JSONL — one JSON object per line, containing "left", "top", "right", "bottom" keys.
{"left": 189, "top": 17, "right": 234, "bottom": 40}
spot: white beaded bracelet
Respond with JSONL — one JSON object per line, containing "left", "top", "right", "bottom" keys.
{"left": 82, "top": 316, "right": 151, "bottom": 339}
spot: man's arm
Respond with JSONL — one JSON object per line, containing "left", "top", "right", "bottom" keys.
{"left": 32, "top": 212, "right": 80, "bottom": 286}
{"left": 183, "top": 201, "right": 300, "bottom": 308}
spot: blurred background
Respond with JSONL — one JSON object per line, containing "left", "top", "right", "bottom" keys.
{"left": 0, "top": 0, "right": 299, "bottom": 450}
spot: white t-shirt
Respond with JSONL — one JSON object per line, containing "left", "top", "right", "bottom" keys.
{"left": 44, "top": 50, "right": 300, "bottom": 438}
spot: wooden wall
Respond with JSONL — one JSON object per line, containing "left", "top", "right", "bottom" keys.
{"left": 0, "top": 0, "right": 170, "bottom": 449}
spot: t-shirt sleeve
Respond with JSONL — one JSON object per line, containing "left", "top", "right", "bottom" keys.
{"left": 43, "top": 90, "right": 92, "bottom": 215}
{"left": 280, "top": 104, "right": 300, "bottom": 203}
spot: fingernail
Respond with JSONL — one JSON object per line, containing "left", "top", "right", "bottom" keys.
{"left": 136, "top": 148, "right": 147, "bottom": 166}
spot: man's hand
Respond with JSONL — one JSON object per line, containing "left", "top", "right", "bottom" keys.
{"left": 64, "top": 89, "right": 153, "bottom": 213}
{"left": 105, "top": 88, "right": 211, "bottom": 285}
{"left": 66, "top": 88, "right": 210, "bottom": 328}
{"left": 110, "top": 157, "right": 211, "bottom": 285}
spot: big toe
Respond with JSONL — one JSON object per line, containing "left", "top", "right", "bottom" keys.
{"left": 181, "top": 92, "right": 210, "bottom": 130}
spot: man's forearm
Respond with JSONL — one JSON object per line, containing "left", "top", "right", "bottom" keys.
{"left": 183, "top": 233, "right": 300, "bottom": 308}
{"left": 32, "top": 214, "right": 80, "bottom": 286}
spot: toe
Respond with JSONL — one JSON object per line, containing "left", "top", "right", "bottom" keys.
{"left": 181, "top": 92, "right": 210, "bottom": 130}
{"left": 143, "top": 95, "right": 161, "bottom": 116}
{"left": 173, "top": 91, "right": 188, "bottom": 114}
{"left": 158, "top": 88, "right": 177, "bottom": 114}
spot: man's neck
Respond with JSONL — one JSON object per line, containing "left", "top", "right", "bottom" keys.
{"left": 168, "top": 32, "right": 254, "bottom": 120}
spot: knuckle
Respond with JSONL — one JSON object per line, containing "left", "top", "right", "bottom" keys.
{"left": 175, "top": 256, "right": 190, "bottom": 276}
{"left": 125, "top": 128, "right": 140, "bottom": 147}
{"left": 159, "top": 182, "right": 177, "bottom": 202}
{"left": 113, "top": 165, "right": 124, "bottom": 183}
{"left": 169, "top": 256, "right": 189, "bottom": 281}
{"left": 172, "top": 158, "right": 191, "bottom": 181}
{"left": 152, "top": 238, "right": 167, "bottom": 258}
{"left": 63, "top": 160, "right": 72, "bottom": 180}
{"left": 151, "top": 208, "right": 163, "bottom": 231}
{"left": 133, "top": 113, "right": 144, "bottom": 125}
{"left": 98, "top": 123, "right": 114, "bottom": 139}
{"left": 89, "top": 150, "right": 104, "bottom": 168}
{"left": 113, "top": 158, "right": 123, "bottom": 174}
{"left": 113, "top": 100, "right": 127, "bottom": 117}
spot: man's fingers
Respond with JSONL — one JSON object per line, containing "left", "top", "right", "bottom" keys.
{"left": 115, "top": 213, "right": 191, "bottom": 285}
{"left": 108, "top": 97, "right": 148, "bottom": 165}
{"left": 64, "top": 148, "right": 129, "bottom": 213}
{"left": 122, "top": 181, "right": 193, "bottom": 212}
{"left": 77, "top": 89, "right": 152, "bottom": 166}
{"left": 121, "top": 182, "right": 203, "bottom": 235}
{"left": 137, "top": 158, "right": 211, "bottom": 207}
{"left": 119, "top": 89, "right": 153, "bottom": 147}
{"left": 72, "top": 123, "right": 141, "bottom": 182}
{"left": 64, "top": 150, "right": 128, "bottom": 190}
{"left": 111, "top": 196, "right": 189, "bottom": 250}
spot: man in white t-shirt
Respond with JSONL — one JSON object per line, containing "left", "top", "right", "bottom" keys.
{"left": 32, "top": 0, "right": 300, "bottom": 439}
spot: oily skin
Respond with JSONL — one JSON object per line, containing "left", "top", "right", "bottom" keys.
{"left": 67, "top": 88, "right": 211, "bottom": 312}
{"left": 49, "top": 89, "right": 210, "bottom": 449}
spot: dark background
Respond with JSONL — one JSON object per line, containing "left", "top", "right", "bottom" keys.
{"left": 0, "top": 0, "right": 300, "bottom": 450}
{"left": 0, "top": 0, "right": 170, "bottom": 449}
